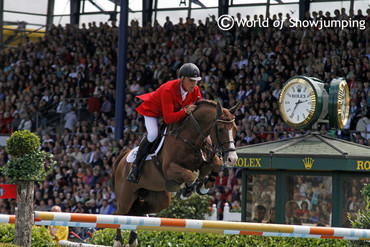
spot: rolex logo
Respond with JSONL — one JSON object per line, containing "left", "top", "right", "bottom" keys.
{"left": 303, "top": 157, "right": 314, "bottom": 170}
{"left": 297, "top": 85, "right": 302, "bottom": 93}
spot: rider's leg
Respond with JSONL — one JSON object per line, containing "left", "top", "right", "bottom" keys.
{"left": 127, "top": 116, "right": 158, "bottom": 183}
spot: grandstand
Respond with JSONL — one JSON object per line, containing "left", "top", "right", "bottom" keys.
{"left": 0, "top": 1, "right": 369, "bottom": 240}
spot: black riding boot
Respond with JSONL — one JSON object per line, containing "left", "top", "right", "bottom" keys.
{"left": 127, "top": 136, "right": 152, "bottom": 183}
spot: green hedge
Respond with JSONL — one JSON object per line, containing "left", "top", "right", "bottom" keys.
{"left": 157, "top": 193, "right": 212, "bottom": 219}
{"left": 0, "top": 224, "right": 57, "bottom": 247}
{"left": 91, "top": 228, "right": 351, "bottom": 246}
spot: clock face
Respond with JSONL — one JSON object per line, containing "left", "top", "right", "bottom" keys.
{"left": 337, "top": 80, "right": 350, "bottom": 128}
{"left": 328, "top": 78, "right": 350, "bottom": 130}
{"left": 279, "top": 78, "right": 317, "bottom": 128}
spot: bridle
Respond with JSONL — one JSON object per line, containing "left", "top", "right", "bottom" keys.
{"left": 166, "top": 107, "right": 236, "bottom": 168}
{"left": 212, "top": 118, "right": 237, "bottom": 154}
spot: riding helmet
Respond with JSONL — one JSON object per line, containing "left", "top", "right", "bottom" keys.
{"left": 179, "top": 63, "right": 201, "bottom": 81}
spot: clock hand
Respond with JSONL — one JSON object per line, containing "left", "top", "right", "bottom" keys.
{"left": 292, "top": 100, "right": 302, "bottom": 114}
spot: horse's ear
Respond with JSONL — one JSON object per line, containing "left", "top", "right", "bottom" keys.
{"left": 216, "top": 101, "right": 222, "bottom": 117}
{"left": 229, "top": 101, "right": 242, "bottom": 115}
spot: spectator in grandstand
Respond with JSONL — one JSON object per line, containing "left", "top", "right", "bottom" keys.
{"left": 17, "top": 114, "right": 32, "bottom": 131}
{"left": 285, "top": 201, "right": 302, "bottom": 225}
{"left": 356, "top": 110, "right": 370, "bottom": 141}
{"left": 215, "top": 170, "right": 227, "bottom": 192}
{"left": 252, "top": 205, "right": 267, "bottom": 223}
{"left": 99, "top": 199, "right": 110, "bottom": 215}
{"left": 64, "top": 107, "right": 78, "bottom": 131}
{"left": 267, "top": 207, "right": 276, "bottom": 223}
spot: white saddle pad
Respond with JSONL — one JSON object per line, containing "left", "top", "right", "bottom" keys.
{"left": 126, "top": 127, "right": 167, "bottom": 163}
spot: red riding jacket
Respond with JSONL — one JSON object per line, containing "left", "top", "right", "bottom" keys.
{"left": 136, "top": 79, "right": 201, "bottom": 124}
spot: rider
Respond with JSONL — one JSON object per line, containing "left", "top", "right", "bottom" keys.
{"left": 127, "top": 63, "right": 202, "bottom": 183}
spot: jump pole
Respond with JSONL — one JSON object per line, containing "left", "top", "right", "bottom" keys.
{"left": 1, "top": 212, "right": 370, "bottom": 241}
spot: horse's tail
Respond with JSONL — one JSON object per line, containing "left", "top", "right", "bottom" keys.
{"left": 111, "top": 149, "right": 132, "bottom": 191}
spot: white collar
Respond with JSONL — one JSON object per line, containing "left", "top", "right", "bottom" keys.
{"left": 180, "top": 84, "right": 188, "bottom": 101}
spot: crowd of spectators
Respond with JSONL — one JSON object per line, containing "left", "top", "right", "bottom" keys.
{"left": 0, "top": 7, "right": 369, "bottom": 231}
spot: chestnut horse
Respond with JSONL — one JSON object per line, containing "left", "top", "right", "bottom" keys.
{"left": 111, "top": 100, "right": 240, "bottom": 247}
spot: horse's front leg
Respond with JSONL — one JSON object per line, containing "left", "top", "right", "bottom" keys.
{"left": 196, "top": 155, "right": 223, "bottom": 195}
{"left": 113, "top": 229, "right": 122, "bottom": 247}
{"left": 166, "top": 161, "right": 197, "bottom": 184}
{"left": 166, "top": 162, "right": 199, "bottom": 200}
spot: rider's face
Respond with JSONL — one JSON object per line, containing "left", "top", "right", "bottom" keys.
{"left": 182, "top": 77, "right": 198, "bottom": 92}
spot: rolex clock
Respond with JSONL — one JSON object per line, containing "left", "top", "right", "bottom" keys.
{"left": 328, "top": 78, "right": 349, "bottom": 129}
{"left": 279, "top": 76, "right": 327, "bottom": 129}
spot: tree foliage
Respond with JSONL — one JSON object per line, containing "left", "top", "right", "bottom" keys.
{"left": 1, "top": 130, "right": 56, "bottom": 183}
{"left": 5, "top": 130, "right": 40, "bottom": 157}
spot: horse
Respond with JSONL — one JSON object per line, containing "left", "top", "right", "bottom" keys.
{"left": 111, "top": 100, "right": 240, "bottom": 247}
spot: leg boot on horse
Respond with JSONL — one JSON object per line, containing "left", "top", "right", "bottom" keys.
{"left": 127, "top": 135, "right": 152, "bottom": 183}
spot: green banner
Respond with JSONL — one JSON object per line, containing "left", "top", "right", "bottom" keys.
{"left": 347, "top": 159, "right": 370, "bottom": 172}
{"left": 272, "top": 157, "right": 346, "bottom": 171}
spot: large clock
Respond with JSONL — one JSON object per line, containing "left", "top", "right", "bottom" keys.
{"left": 279, "top": 76, "right": 326, "bottom": 129}
{"left": 328, "top": 78, "right": 349, "bottom": 129}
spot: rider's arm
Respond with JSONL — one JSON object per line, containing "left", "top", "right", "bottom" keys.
{"left": 161, "top": 87, "right": 201, "bottom": 124}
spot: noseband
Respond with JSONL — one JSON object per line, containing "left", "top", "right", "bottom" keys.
{"left": 213, "top": 118, "right": 237, "bottom": 154}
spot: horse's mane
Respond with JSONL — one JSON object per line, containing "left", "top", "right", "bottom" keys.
{"left": 197, "top": 99, "right": 216, "bottom": 108}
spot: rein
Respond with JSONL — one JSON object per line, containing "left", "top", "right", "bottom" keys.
{"left": 166, "top": 108, "right": 235, "bottom": 167}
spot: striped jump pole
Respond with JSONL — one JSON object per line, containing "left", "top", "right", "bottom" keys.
{"left": 1, "top": 212, "right": 370, "bottom": 241}
{"left": 58, "top": 240, "right": 109, "bottom": 247}
{"left": 32, "top": 211, "right": 370, "bottom": 240}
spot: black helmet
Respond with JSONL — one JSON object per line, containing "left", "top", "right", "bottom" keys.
{"left": 179, "top": 63, "right": 201, "bottom": 81}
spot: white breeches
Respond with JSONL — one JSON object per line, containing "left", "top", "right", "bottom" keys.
{"left": 144, "top": 116, "right": 158, "bottom": 142}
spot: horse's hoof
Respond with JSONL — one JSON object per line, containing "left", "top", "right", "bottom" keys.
{"left": 196, "top": 183, "right": 209, "bottom": 195}
{"left": 176, "top": 189, "right": 192, "bottom": 200}
{"left": 113, "top": 240, "right": 123, "bottom": 247}
{"left": 128, "top": 239, "right": 138, "bottom": 247}
{"left": 128, "top": 230, "right": 138, "bottom": 245}
{"left": 179, "top": 193, "right": 190, "bottom": 200}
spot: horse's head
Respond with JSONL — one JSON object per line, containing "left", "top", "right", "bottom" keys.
{"left": 210, "top": 101, "right": 241, "bottom": 167}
